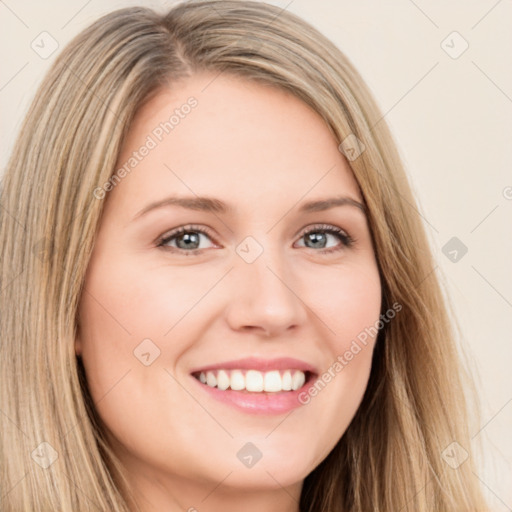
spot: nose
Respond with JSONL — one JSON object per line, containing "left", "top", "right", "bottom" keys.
{"left": 224, "top": 248, "right": 308, "bottom": 338}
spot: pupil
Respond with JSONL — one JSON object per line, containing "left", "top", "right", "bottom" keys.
{"left": 307, "top": 232, "right": 326, "bottom": 248}
{"left": 177, "top": 232, "right": 200, "bottom": 250}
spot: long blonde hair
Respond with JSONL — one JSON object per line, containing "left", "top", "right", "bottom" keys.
{"left": 0, "top": 1, "right": 487, "bottom": 510}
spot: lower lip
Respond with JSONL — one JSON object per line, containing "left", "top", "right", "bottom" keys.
{"left": 190, "top": 375, "right": 315, "bottom": 415}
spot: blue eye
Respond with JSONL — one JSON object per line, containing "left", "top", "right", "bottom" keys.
{"left": 157, "top": 223, "right": 354, "bottom": 255}
{"left": 158, "top": 225, "right": 216, "bottom": 255}
{"left": 295, "top": 224, "right": 354, "bottom": 253}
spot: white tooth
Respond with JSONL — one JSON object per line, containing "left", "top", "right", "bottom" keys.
{"left": 199, "top": 372, "right": 207, "bottom": 384}
{"left": 282, "top": 370, "right": 292, "bottom": 391}
{"left": 217, "top": 370, "right": 230, "bottom": 390}
{"left": 230, "top": 370, "right": 245, "bottom": 391}
{"left": 206, "top": 371, "right": 217, "bottom": 388}
{"left": 291, "top": 371, "right": 305, "bottom": 391}
{"left": 245, "top": 370, "right": 264, "bottom": 392}
{"left": 264, "top": 370, "right": 283, "bottom": 392}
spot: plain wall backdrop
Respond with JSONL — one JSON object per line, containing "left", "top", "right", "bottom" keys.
{"left": 1, "top": 0, "right": 511, "bottom": 509}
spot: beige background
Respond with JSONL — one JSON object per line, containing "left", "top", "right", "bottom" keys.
{"left": 1, "top": 0, "right": 511, "bottom": 508}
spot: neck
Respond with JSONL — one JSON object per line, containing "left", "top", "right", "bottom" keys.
{"left": 126, "top": 470, "right": 303, "bottom": 512}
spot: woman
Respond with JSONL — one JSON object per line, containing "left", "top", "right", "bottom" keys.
{"left": 0, "top": 1, "right": 487, "bottom": 510}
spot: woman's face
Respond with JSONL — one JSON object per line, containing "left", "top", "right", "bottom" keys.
{"left": 76, "top": 72, "right": 381, "bottom": 508}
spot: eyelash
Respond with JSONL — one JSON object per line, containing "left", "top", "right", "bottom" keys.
{"left": 157, "top": 223, "right": 355, "bottom": 256}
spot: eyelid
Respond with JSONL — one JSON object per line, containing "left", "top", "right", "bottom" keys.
{"left": 157, "top": 224, "right": 219, "bottom": 251}
{"left": 295, "top": 223, "right": 351, "bottom": 240}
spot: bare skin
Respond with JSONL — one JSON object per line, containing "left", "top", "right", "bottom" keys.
{"left": 76, "top": 72, "right": 381, "bottom": 512}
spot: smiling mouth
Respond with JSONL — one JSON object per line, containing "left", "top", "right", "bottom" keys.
{"left": 191, "top": 369, "right": 315, "bottom": 393}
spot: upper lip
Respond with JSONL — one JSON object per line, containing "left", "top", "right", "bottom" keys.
{"left": 189, "top": 357, "right": 318, "bottom": 375}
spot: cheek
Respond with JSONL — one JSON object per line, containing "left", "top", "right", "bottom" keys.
{"left": 79, "top": 251, "right": 218, "bottom": 348}
{"left": 297, "top": 260, "right": 381, "bottom": 420}
{"left": 306, "top": 259, "right": 382, "bottom": 347}
{"left": 76, "top": 253, "right": 221, "bottom": 399}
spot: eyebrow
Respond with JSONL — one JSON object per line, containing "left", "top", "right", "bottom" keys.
{"left": 132, "top": 194, "right": 366, "bottom": 220}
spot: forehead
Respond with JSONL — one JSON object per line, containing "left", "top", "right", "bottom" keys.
{"left": 106, "top": 72, "right": 361, "bottom": 217}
